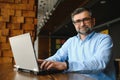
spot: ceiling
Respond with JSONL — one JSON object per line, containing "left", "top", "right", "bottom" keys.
{"left": 39, "top": 0, "right": 120, "bottom": 37}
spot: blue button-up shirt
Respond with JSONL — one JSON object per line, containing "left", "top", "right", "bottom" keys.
{"left": 47, "top": 32, "right": 115, "bottom": 80}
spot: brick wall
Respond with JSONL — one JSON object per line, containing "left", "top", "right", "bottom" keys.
{"left": 0, "top": 0, "right": 37, "bottom": 59}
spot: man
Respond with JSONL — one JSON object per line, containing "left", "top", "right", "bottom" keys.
{"left": 38, "top": 7, "right": 115, "bottom": 80}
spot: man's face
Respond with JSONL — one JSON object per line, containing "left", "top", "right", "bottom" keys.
{"left": 73, "top": 11, "right": 95, "bottom": 35}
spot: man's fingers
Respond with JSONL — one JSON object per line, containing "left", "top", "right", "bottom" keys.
{"left": 44, "top": 61, "right": 52, "bottom": 69}
{"left": 37, "top": 59, "right": 44, "bottom": 64}
{"left": 40, "top": 61, "right": 67, "bottom": 71}
{"left": 47, "top": 63, "right": 54, "bottom": 70}
{"left": 40, "top": 61, "right": 55, "bottom": 70}
{"left": 40, "top": 60, "right": 48, "bottom": 69}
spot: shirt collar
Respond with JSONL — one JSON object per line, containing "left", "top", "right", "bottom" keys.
{"left": 76, "top": 31, "right": 95, "bottom": 40}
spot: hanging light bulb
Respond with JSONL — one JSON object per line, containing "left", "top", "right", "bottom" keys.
{"left": 100, "top": 0, "right": 106, "bottom": 4}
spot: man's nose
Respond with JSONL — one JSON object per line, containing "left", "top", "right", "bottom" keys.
{"left": 80, "top": 21, "right": 85, "bottom": 26}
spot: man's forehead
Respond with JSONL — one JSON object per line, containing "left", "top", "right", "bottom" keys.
{"left": 73, "top": 11, "right": 91, "bottom": 20}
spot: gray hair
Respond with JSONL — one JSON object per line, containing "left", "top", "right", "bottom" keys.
{"left": 71, "top": 7, "right": 92, "bottom": 21}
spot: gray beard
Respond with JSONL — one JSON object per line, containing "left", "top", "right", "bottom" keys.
{"left": 77, "top": 27, "right": 93, "bottom": 35}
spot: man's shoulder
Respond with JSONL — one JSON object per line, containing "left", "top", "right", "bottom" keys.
{"left": 94, "top": 32, "right": 111, "bottom": 38}
{"left": 68, "top": 35, "right": 78, "bottom": 40}
{"left": 65, "top": 35, "right": 78, "bottom": 43}
{"left": 93, "top": 32, "right": 112, "bottom": 42}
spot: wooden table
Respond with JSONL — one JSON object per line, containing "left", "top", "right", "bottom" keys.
{"left": 0, "top": 63, "right": 97, "bottom": 80}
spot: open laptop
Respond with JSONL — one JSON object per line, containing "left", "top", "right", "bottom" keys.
{"left": 9, "top": 33, "right": 63, "bottom": 74}
{"left": 9, "top": 33, "right": 41, "bottom": 74}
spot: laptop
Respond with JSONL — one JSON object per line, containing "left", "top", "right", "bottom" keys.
{"left": 9, "top": 33, "right": 63, "bottom": 74}
{"left": 9, "top": 33, "right": 40, "bottom": 74}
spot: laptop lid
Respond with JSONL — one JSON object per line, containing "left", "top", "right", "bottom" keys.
{"left": 9, "top": 33, "right": 39, "bottom": 72}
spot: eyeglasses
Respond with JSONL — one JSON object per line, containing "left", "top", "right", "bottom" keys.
{"left": 73, "top": 17, "right": 92, "bottom": 25}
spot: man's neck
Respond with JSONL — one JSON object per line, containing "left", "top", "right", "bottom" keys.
{"left": 79, "top": 31, "right": 93, "bottom": 40}
{"left": 79, "top": 34, "right": 88, "bottom": 40}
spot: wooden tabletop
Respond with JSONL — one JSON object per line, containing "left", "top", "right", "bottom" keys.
{"left": 0, "top": 62, "right": 97, "bottom": 80}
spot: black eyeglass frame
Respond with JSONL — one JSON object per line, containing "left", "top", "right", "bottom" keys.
{"left": 73, "top": 17, "right": 92, "bottom": 25}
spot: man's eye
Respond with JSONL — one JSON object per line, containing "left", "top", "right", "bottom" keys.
{"left": 76, "top": 20, "right": 82, "bottom": 22}
{"left": 83, "top": 18, "right": 91, "bottom": 21}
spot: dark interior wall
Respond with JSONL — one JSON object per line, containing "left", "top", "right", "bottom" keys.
{"left": 38, "top": 37, "right": 49, "bottom": 59}
{"left": 109, "top": 21, "right": 120, "bottom": 58}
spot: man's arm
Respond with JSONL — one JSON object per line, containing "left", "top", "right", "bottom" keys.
{"left": 37, "top": 38, "right": 72, "bottom": 71}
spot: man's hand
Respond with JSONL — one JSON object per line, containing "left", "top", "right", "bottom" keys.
{"left": 37, "top": 59, "right": 67, "bottom": 71}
